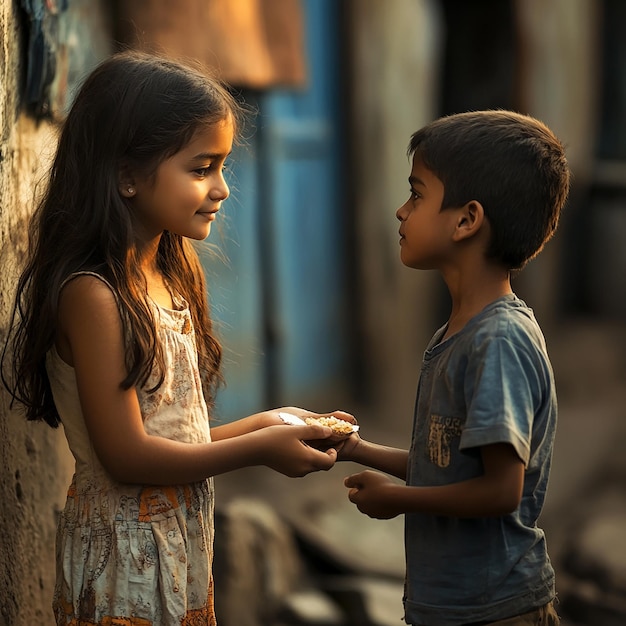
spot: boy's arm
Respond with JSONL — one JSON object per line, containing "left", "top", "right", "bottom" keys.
{"left": 339, "top": 435, "right": 409, "bottom": 480}
{"left": 345, "top": 443, "right": 524, "bottom": 519}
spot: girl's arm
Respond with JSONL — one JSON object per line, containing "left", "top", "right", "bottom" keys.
{"left": 344, "top": 443, "right": 524, "bottom": 519}
{"left": 210, "top": 413, "right": 277, "bottom": 440}
{"left": 210, "top": 408, "right": 355, "bottom": 441}
{"left": 57, "top": 276, "right": 338, "bottom": 485}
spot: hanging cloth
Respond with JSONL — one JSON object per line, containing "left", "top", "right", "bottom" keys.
{"left": 116, "top": 0, "right": 307, "bottom": 89}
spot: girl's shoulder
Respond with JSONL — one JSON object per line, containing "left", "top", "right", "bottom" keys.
{"left": 60, "top": 271, "right": 119, "bottom": 306}
{"left": 61, "top": 270, "right": 116, "bottom": 293}
{"left": 56, "top": 273, "right": 126, "bottom": 366}
{"left": 58, "top": 272, "right": 122, "bottom": 324}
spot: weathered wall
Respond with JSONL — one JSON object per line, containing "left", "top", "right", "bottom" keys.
{"left": 348, "top": 0, "right": 600, "bottom": 417}
{"left": 347, "top": 0, "right": 444, "bottom": 415}
{"left": 513, "top": 0, "right": 600, "bottom": 327}
{"left": 1, "top": 4, "right": 74, "bottom": 625}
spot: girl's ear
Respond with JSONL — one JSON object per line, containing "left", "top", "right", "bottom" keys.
{"left": 118, "top": 165, "right": 137, "bottom": 198}
{"left": 119, "top": 183, "right": 136, "bottom": 198}
{"left": 452, "top": 200, "right": 485, "bottom": 242}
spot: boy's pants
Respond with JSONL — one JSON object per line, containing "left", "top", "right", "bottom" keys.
{"left": 463, "top": 601, "right": 560, "bottom": 625}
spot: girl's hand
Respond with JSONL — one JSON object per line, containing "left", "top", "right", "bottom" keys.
{"left": 255, "top": 422, "right": 339, "bottom": 477}
{"left": 273, "top": 407, "right": 356, "bottom": 425}
{"left": 344, "top": 470, "right": 401, "bottom": 519}
{"left": 271, "top": 407, "right": 358, "bottom": 452}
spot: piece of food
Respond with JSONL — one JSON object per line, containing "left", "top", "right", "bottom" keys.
{"left": 277, "top": 412, "right": 359, "bottom": 439}
{"left": 304, "top": 415, "right": 359, "bottom": 435}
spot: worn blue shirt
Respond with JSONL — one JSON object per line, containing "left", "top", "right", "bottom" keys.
{"left": 404, "top": 295, "right": 557, "bottom": 626}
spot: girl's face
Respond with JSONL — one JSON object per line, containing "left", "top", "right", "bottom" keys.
{"left": 395, "top": 155, "right": 459, "bottom": 270}
{"left": 129, "top": 115, "right": 234, "bottom": 242}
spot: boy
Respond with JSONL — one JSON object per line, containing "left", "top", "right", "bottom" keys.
{"left": 341, "top": 110, "right": 570, "bottom": 625}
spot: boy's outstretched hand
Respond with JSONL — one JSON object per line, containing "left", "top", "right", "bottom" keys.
{"left": 344, "top": 470, "right": 401, "bottom": 519}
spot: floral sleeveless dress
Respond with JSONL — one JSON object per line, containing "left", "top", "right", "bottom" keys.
{"left": 46, "top": 273, "right": 216, "bottom": 625}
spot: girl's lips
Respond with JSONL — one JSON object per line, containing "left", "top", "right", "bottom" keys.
{"left": 197, "top": 210, "right": 218, "bottom": 220}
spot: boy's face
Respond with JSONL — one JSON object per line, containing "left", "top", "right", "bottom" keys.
{"left": 396, "top": 155, "right": 459, "bottom": 270}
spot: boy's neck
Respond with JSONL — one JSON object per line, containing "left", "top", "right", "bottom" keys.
{"left": 442, "top": 262, "right": 512, "bottom": 340}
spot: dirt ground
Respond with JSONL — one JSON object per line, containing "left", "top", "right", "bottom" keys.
{"left": 215, "top": 318, "right": 626, "bottom": 625}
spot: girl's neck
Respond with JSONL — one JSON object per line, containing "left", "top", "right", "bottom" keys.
{"left": 138, "top": 237, "right": 174, "bottom": 309}
{"left": 145, "top": 271, "right": 174, "bottom": 309}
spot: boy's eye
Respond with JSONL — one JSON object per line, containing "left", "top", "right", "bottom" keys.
{"left": 194, "top": 167, "right": 211, "bottom": 177}
{"left": 410, "top": 189, "right": 420, "bottom": 200}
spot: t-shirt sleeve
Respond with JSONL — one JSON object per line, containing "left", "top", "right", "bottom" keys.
{"left": 458, "top": 329, "right": 543, "bottom": 465}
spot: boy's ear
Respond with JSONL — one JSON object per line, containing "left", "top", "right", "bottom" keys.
{"left": 452, "top": 200, "right": 485, "bottom": 242}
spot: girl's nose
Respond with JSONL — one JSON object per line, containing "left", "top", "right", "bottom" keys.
{"left": 210, "top": 177, "right": 230, "bottom": 202}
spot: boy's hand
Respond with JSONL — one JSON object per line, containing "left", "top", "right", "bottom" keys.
{"left": 334, "top": 431, "right": 362, "bottom": 460}
{"left": 344, "top": 470, "right": 400, "bottom": 519}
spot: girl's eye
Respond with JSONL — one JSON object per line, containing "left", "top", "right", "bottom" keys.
{"left": 194, "top": 162, "right": 228, "bottom": 177}
{"left": 410, "top": 190, "right": 420, "bottom": 201}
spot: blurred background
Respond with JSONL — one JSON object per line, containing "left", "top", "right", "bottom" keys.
{"left": 1, "top": 1, "right": 625, "bottom": 625}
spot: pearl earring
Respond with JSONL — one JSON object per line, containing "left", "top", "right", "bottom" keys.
{"left": 127, "top": 186, "right": 135, "bottom": 195}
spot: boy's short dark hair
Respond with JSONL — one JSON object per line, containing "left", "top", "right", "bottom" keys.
{"left": 408, "top": 110, "right": 570, "bottom": 270}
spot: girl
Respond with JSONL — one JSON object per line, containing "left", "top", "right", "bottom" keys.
{"left": 3, "top": 51, "right": 351, "bottom": 625}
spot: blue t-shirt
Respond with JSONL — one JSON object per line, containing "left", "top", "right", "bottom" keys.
{"left": 404, "top": 295, "right": 556, "bottom": 626}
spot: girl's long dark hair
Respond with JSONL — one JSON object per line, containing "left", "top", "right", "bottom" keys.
{"left": 2, "top": 51, "right": 245, "bottom": 427}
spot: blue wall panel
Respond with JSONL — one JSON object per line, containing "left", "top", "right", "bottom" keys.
{"left": 265, "top": 0, "right": 347, "bottom": 401}
{"left": 207, "top": 0, "right": 348, "bottom": 420}
{"left": 206, "top": 138, "right": 266, "bottom": 421}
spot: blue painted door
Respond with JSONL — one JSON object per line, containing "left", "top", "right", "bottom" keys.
{"left": 206, "top": 0, "right": 348, "bottom": 420}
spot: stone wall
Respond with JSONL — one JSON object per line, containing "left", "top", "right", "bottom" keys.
{"left": 1, "top": 4, "right": 77, "bottom": 624}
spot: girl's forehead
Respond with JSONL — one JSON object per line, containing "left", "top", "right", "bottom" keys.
{"left": 181, "top": 116, "right": 234, "bottom": 155}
